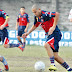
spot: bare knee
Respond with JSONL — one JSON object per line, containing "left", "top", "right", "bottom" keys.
{"left": 44, "top": 43, "right": 50, "bottom": 49}
{"left": 0, "top": 57, "right": 3, "bottom": 61}
{"left": 3, "top": 44, "right": 9, "bottom": 48}
{"left": 17, "top": 36, "right": 20, "bottom": 39}
{"left": 44, "top": 43, "right": 47, "bottom": 48}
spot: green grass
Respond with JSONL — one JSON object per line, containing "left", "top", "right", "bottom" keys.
{"left": 0, "top": 45, "right": 72, "bottom": 72}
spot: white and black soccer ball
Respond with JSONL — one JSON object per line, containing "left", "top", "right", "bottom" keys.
{"left": 34, "top": 61, "right": 45, "bottom": 72}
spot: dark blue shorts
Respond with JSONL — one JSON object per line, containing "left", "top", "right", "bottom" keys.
{"left": 46, "top": 27, "right": 62, "bottom": 52}
{"left": 18, "top": 26, "right": 26, "bottom": 37}
{"left": 0, "top": 28, "right": 8, "bottom": 43}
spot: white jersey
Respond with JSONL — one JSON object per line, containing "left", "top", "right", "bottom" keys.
{"left": 68, "top": 9, "right": 72, "bottom": 19}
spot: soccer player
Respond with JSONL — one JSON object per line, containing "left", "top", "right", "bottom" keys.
{"left": 0, "top": 9, "right": 21, "bottom": 49}
{"left": 0, "top": 56, "right": 9, "bottom": 71}
{"left": 22, "top": 4, "right": 72, "bottom": 72}
{"left": 16, "top": 6, "right": 30, "bottom": 51}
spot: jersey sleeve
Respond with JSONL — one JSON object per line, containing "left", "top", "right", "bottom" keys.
{"left": 27, "top": 14, "right": 30, "bottom": 23}
{"left": 45, "top": 11, "right": 56, "bottom": 17}
{"left": 34, "top": 16, "right": 40, "bottom": 27}
{"left": 1, "top": 10, "right": 9, "bottom": 19}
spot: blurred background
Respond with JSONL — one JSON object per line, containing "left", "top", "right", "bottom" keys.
{"left": 0, "top": 0, "right": 72, "bottom": 31}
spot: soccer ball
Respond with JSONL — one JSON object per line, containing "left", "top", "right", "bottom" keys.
{"left": 0, "top": 69, "right": 2, "bottom": 72}
{"left": 34, "top": 61, "right": 45, "bottom": 72}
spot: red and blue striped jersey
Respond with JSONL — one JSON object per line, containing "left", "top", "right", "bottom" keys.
{"left": 17, "top": 12, "right": 30, "bottom": 26}
{"left": 34, "top": 10, "right": 56, "bottom": 33}
{"left": 0, "top": 10, "right": 9, "bottom": 27}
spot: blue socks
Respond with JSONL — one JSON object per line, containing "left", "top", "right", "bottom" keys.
{"left": 9, "top": 44, "right": 19, "bottom": 48}
{"left": 9, "top": 42, "right": 25, "bottom": 48}
{"left": 50, "top": 56, "right": 55, "bottom": 66}
{"left": 19, "top": 41, "right": 22, "bottom": 44}
{"left": 2, "top": 56, "right": 8, "bottom": 65}
{"left": 61, "top": 62, "right": 71, "bottom": 71}
{"left": 23, "top": 42, "right": 25, "bottom": 48}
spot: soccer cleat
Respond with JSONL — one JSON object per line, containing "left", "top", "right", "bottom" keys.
{"left": 48, "top": 65, "right": 57, "bottom": 71}
{"left": 18, "top": 43, "right": 25, "bottom": 52}
{"left": 4, "top": 64, "right": 9, "bottom": 71}
{"left": 66, "top": 68, "right": 72, "bottom": 72}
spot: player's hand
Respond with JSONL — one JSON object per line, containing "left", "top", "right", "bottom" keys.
{"left": 24, "top": 28, "right": 27, "bottom": 33}
{"left": 0, "top": 25, "right": 5, "bottom": 30}
{"left": 22, "top": 32, "right": 29, "bottom": 38}
{"left": 16, "top": 26, "right": 18, "bottom": 30}
{"left": 48, "top": 26, "right": 55, "bottom": 35}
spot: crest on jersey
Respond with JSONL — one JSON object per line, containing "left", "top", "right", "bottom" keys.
{"left": 23, "top": 15, "right": 26, "bottom": 18}
{"left": 23, "top": 14, "right": 26, "bottom": 18}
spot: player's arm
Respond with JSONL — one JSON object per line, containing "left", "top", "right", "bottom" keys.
{"left": 24, "top": 14, "right": 30, "bottom": 32}
{"left": 2, "top": 16, "right": 10, "bottom": 27}
{"left": 48, "top": 12, "right": 59, "bottom": 35}
{"left": 28, "top": 25, "right": 37, "bottom": 34}
{"left": 22, "top": 16, "right": 39, "bottom": 37}
{"left": 53, "top": 12, "right": 59, "bottom": 28}
{"left": 22, "top": 25, "right": 37, "bottom": 37}
{"left": 24, "top": 23, "right": 29, "bottom": 32}
{"left": 16, "top": 21, "right": 19, "bottom": 30}
{"left": 16, "top": 17, "right": 19, "bottom": 30}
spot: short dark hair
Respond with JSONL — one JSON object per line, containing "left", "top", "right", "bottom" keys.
{"left": 21, "top": 6, "right": 25, "bottom": 9}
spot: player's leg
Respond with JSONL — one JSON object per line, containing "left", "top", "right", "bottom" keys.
{"left": 14, "top": 26, "right": 25, "bottom": 51}
{"left": 22, "top": 36, "right": 26, "bottom": 48}
{"left": 17, "top": 26, "right": 23, "bottom": 44}
{"left": 53, "top": 29, "right": 72, "bottom": 72}
{"left": 3, "top": 37, "right": 20, "bottom": 48}
{"left": 18, "top": 37, "right": 26, "bottom": 51}
{"left": 2, "top": 28, "right": 19, "bottom": 48}
{"left": 45, "top": 30, "right": 62, "bottom": 71}
{"left": 18, "top": 35, "right": 26, "bottom": 52}
{"left": 4, "top": 27, "right": 25, "bottom": 50}
{"left": 0, "top": 56, "right": 9, "bottom": 71}
{"left": 17, "top": 36, "right": 22, "bottom": 44}
{"left": 0, "top": 29, "right": 4, "bottom": 43}
{"left": 44, "top": 43, "right": 54, "bottom": 57}
{"left": 54, "top": 52, "right": 72, "bottom": 72}
{"left": 18, "top": 26, "right": 27, "bottom": 51}
{"left": 44, "top": 41, "right": 57, "bottom": 71}
{"left": 54, "top": 52, "right": 64, "bottom": 64}
{"left": 22, "top": 26, "right": 27, "bottom": 49}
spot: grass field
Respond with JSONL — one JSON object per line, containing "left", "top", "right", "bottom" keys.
{"left": 0, "top": 45, "right": 72, "bottom": 72}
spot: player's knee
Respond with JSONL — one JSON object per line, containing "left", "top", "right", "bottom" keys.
{"left": 44, "top": 43, "right": 50, "bottom": 49}
{"left": 0, "top": 56, "right": 3, "bottom": 61}
{"left": 17, "top": 36, "right": 20, "bottom": 39}
{"left": 44, "top": 43, "right": 47, "bottom": 48}
{"left": 3, "top": 44, "right": 8, "bottom": 48}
